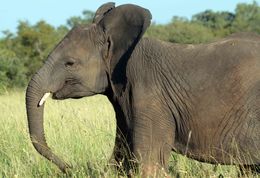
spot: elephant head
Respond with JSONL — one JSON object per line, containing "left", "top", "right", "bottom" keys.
{"left": 25, "top": 2, "right": 151, "bottom": 172}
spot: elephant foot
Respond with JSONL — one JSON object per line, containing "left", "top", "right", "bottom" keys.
{"left": 140, "top": 163, "right": 170, "bottom": 178}
{"left": 107, "top": 158, "right": 132, "bottom": 177}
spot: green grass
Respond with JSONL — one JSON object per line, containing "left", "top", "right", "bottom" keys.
{"left": 0, "top": 90, "right": 258, "bottom": 177}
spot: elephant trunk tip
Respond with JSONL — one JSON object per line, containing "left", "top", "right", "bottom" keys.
{"left": 31, "top": 137, "right": 72, "bottom": 173}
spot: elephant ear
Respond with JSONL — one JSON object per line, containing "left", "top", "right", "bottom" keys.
{"left": 93, "top": 2, "right": 115, "bottom": 24}
{"left": 98, "top": 4, "right": 152, "bottom": 77}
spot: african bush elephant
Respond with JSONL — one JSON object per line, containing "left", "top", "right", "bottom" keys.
{"left": 26, "top": 2, "right": 260, "bottom": 175}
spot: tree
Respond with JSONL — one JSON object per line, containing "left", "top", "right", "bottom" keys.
{"left": 146, "top": 23, "right": 171, "bottom": 41}
{"left": 67, "top": 10, "right": 94, "bottom": 28}
{"left": 146, "top": 18, "right": 215, "bottom": 44}
{"left": 167, "top": 19, "right": 215, "bottom": 43}
{"left": 231, "top": 1, "right": 260, "bottom": 33}
{"left": 0, "top": 20, "right": 68, "bottom": 92}
{"left": 192, "top": 10, "right": 235, "bottom": 37}
{"left": 13, "top": 20, "right": 67, "bottom": 77}
{"left": 0, "top": 48, "right": 27, "bottom": 93}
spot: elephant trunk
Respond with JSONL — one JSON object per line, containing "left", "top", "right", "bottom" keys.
{"left": 25, "top": 64, "right": 70, "bottom": 172}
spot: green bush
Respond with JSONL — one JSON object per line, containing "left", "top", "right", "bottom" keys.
{"left": 0, "top": 50, "right": 28, "bottom": 93}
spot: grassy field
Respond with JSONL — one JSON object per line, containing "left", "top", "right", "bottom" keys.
{"left": 0, "top": 90, "right": 258, "bottom": 177}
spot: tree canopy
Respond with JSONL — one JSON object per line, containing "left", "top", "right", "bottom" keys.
{"left": 0, "top": 2, "right": 259, "bottom": 93}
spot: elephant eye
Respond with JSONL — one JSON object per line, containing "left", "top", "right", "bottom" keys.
{"left": 65, "top": 59, "right": 76, "bottom": 68}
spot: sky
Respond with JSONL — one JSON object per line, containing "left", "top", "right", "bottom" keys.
{"left": 0, "top": 0, "right": 259, "bottom": 36}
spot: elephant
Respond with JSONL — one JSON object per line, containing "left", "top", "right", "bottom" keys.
{"left": 26, "top": 2, "right": 260, "bottom": 176}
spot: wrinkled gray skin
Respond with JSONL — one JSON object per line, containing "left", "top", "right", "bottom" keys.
{"left": 26, "top": 2, "right": 260, "bottom": 174}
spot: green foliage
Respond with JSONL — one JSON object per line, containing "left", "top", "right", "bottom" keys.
{"left": 67, "top": 10, "right": 94, "bottom": 28}
{"left": 167, "top": 19, "right": 215, "bottom": 43}
{"left": 232, "top": 1, "right": 260, "bottom": 33}
{"left": 192, "top": 10, "right": 235, "bottom": 37}
{"left": 0, "top": 55, "right": 27, "bottom": 87}
{"left": 147, "top": 1, "right": 259, "bottom": 42}
{"left": 0, "top": 2, "right": 260, "bottom": 90}
{"left": 0, "top": 47, "right": 27, "bottom": 93}
{"left": 147, "top": 19, "right": 215, "bottom": 43}
{"left": 0, "top": 21, "right": 69, "bottom": 92}
{"left": 192, "top": 10, "right": 235, "bottom": 29}
{"left": 14, "top": 21, "right": 68, "bottom": 76}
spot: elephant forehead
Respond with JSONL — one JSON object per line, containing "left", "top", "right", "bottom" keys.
{"left": 67, "top": 25, "right": 98, "bottom": 41}
{"left": 64, "top": 47, "right": 89, "bottom": 59}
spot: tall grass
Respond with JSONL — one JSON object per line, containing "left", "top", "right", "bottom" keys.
{"left": 0, "top": 91, "right": 257, "bottom": 177}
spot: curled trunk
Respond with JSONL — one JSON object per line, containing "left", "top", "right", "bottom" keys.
{"left": 26, "top": 69, "right": 70, "bottom": 172}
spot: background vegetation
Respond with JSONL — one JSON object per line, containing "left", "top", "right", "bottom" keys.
{"left": 0, "top": 1, "right": 260, "bottom": 177}
{"left": 0, "top": 1, "right": 260, "bottom": 93}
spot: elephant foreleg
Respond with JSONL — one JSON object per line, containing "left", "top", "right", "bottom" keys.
{"left": 109, "top": 103, "right": 134, "bottom": 174}
{"left": 110, "top": 127, "right": 134, "bottom": 170}
{"left": 131, "top": 99, "right": 175, "bottom": 176}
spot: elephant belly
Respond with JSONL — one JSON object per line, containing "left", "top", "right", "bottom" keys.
{"left": 186, "top": 94, "right": 260, "bottom": 165}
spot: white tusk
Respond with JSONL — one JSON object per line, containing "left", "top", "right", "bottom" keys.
{"left": 39, "top": 92, "right": 51, "bottom": 106}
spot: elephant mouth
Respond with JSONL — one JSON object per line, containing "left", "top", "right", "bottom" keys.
{"left": 51, "top": 79, "right": 86, "bottom": 100}
{"left": 37, "top": 91, "right": 73, "bottom": 106}
{"left": 52, "top": 91, "right": 86, "bottom": 100}
{"left": 52, "top": 83, "right": 95, "bottom": 100}
{"left": 38, "top": 90, "right": 92, "bottom": 106}
{"left": 38, "top": 80, "right": 97, "bottom": 105}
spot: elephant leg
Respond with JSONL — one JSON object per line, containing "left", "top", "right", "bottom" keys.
{"left": 132, "top": 120, "right": 174, "bottom": 177}
{"left": 131, "top": 99, "right": 175, "bottom": 176}
{"left": 110, "top": 127, "right": 133, "bottom": 170}
{"left": 109, "top": 105, "right": 134, "bottom": 174}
